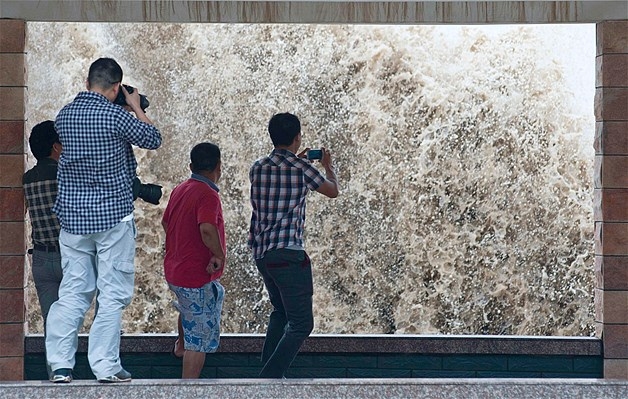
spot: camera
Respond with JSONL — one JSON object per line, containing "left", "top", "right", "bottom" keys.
{"left": 114, "top": 84, "right": 150, "bottom": 112}
{"left": 133, "top": 177, "right": 162, "bottom": 205}
{"left": 307, "top": 149, "right": 323, "bottom": 160}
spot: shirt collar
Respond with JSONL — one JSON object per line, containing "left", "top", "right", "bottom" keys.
{"left": 36, "top": 157, "right": 58, "bottom": 166}
{"left": 191, "top": 173, "right": 219, "bottom": 192}
{"left": 78, "top": 90, "right": 110, "bottom": 102}
{"left": 271, "top": 148, "right": 297, "bottom": 158}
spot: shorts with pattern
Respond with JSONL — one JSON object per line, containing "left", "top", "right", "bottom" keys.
{"left": 169, "top": 280, "right": 225, "bottom": 353}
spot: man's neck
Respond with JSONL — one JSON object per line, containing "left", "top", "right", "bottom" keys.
{"left": 195, "top": 170, "right": 218, "bottom": 184}
{"left": 89, "top": 85, "right": 115, "bottom": 102}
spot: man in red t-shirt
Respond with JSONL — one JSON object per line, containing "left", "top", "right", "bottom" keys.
{"left": 162, "top": 142, "right": 226, "bottom": 379}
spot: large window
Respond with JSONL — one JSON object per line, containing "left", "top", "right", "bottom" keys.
{"left": 26, "top": 23, "right": 595, "bottom": 336}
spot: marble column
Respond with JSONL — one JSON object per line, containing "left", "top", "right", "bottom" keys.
{"left": 0, "top": 19, "right": 26, "bottom": 381}
{"left": 594, "top": 20, "right": 628, "bottom": 379}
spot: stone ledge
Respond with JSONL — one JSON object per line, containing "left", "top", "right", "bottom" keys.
{"left": 1, "top": 378, "right": 627, "bottom": 399}
{"left": 25, "top": 334, "right": 603, "bottom": 356}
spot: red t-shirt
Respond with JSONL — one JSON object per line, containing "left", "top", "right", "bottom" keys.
{"left": 162, "top": 178, "right": 225, "bottom": 288}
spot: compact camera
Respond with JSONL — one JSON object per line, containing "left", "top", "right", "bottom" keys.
{"left": 114, "top": 84, "right": 150, "bottom": 111}
{"left": 307, "top": 149, "right": 323, "bottom": 160}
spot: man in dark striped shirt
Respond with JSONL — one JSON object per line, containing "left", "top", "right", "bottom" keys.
{"left": 46, "top": 58, "right": 162, "bottom": 384}
{"left": 248, "top": 112, "right": 339, "bottom": 378}
{"left": 23, "top": 120, "right": 63, "bottom": 378}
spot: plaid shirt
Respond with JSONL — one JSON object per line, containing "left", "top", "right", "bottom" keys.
{"left": 23, "top": 158, "right": 61, "bottom": 247}
{"left": 53, "top": 91, "right": 162, "bottom": 234}
{"left": 248, "top": 148, "right": 325, "bottom": 259}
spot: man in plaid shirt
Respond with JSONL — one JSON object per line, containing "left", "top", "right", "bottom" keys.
{"left": 23, "top": 120, "right": 63, "bottom": 378}
{"left": 248, "top": 112, "right": 339, "bottom": 378}
{"left": 46, "top": 58, "right": 161, "bottom": 384}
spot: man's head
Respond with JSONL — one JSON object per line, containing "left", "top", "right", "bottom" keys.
{"left": 86, "top": 58, "right": 123, "bottom": 100}
{"left": 190, "top": 142, "right": 221, "bottom": 181}
{"left": 268, "top": 112, "right": 301, "bottom": 148}
{"left": 29, "top": 120, "right": 61, "bottom": 161}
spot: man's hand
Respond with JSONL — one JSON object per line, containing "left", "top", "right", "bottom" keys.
{"left": 120, "top": 84, "right": 154, "bottom": 125}
{"left": 121, "top": 85, "right": 142, "bottom": 113}
{"left": 320, "top": 147, "right": 334, "bottom": 169}
{"left": 297, "top": 147, "right": 310, "bottom": 159}
{"left": 315, "top": 147, "right": 339, "bottom": 198}
{"left": 206, "top": 256, "right": 224, "bottom": 274}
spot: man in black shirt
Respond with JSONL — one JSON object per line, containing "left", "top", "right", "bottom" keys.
{"left": 23, "top": 120, "right": 63, "bottom": 378}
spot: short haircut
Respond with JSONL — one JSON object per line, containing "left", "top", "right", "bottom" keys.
{"left": 28, "top": 120, "right": 58, "bottom": 160}
{"left": 268, "top": 112, "right": 301, "bottom": 147}
{"left": 191, "top": 142, "right": 221, "bottom": 173}
{"left": 87, "top": 57, "right": 123, "bottom": 90}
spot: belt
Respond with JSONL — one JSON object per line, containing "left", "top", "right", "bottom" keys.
{"left": 32, "top": 244, "right": 60, "bottom": 253}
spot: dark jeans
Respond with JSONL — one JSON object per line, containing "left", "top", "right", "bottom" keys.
{"left": 32, "top": 249, "right": 63, "bottom": 325}
{"left": 31, "top": 249, "right": 63, "bottom": 377}
{"left": 255, "top": 248, "right": 314, "bottom": 378}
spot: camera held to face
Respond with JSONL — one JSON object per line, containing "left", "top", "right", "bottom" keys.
{"left": 114, "top": 84, "right": 150, "bottom": 112}
{"left": 133, "top": 177, "right": 162, "bottom": 205}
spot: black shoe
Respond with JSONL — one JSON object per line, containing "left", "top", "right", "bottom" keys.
{"left": 97, "top": 368, "right": 132, "bottom": 383}
{"left": 50, "top": 368, "right": 72, "bottom": 383}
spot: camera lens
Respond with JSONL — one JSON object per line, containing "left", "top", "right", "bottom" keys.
{"left": 132, "top": 177, "right": 162, "bottom": 205}
{"left": 138, "top": 183, "right": 162, "bottom": 205}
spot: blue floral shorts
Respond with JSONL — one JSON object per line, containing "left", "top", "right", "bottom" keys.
{"left": 169, "top": 280, "right": 225, "bottom": 353}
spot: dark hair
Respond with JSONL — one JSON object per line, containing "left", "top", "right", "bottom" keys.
{"left": 87, "top": 57, "right": 123, "bottom": 89}
{"left": 191, "top": 142, "right": 221, "bottom": 173}
{"left": 268, "top": 112, "right": 301, "bottom": 147}
{"left": 28, "top": 120, "right": 58, "bottom": 160}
